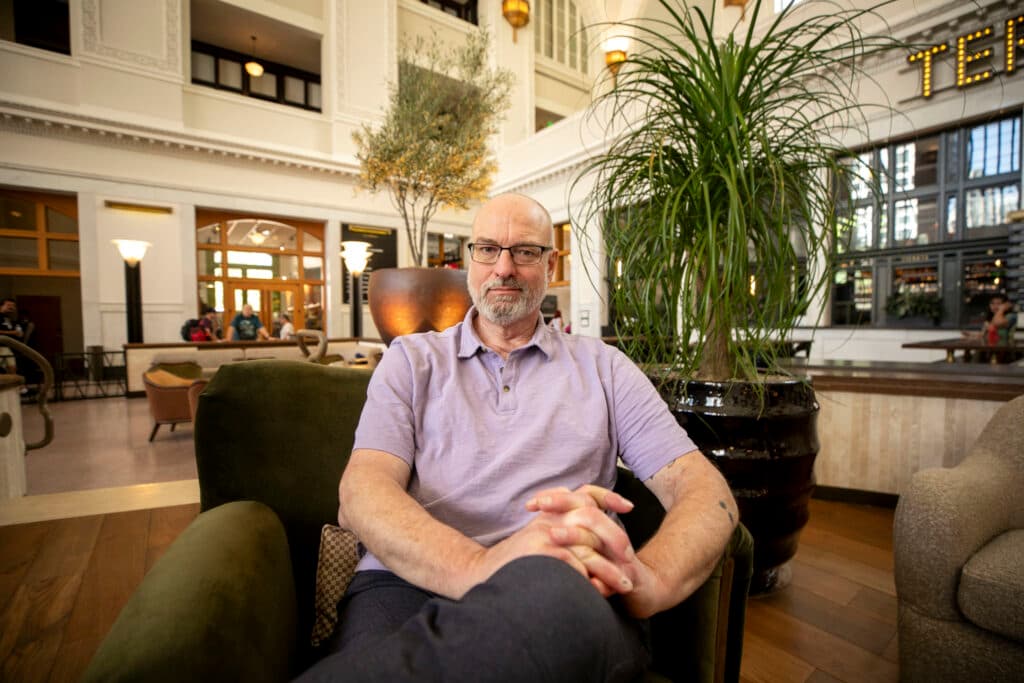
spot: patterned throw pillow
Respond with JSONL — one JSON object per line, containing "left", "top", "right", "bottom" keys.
{"left": 311, "top": 525, "right": 361, "bottom": 647}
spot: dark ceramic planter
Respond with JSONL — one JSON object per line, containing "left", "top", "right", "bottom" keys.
{"left": 368, "top": 267, "right": 473, "bottom": 345}
{"left": 663, "top": 378, "right": 819, "bottom": 594}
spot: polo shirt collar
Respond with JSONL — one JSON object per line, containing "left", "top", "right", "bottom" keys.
{"left": 457, "top": 306, "right": 555, "bottom": 360}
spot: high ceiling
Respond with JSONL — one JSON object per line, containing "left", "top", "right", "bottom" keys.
{"left": 190, "top": 0, "right": 321, "bottom": 74}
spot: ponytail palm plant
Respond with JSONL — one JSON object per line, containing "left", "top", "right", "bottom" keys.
{"left": 574, "top": 0, "right": 900, "bottom": 384}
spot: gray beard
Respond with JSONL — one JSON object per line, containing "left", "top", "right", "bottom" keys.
{"left": 471, "top": 277, "right": 546, "bottom": 326}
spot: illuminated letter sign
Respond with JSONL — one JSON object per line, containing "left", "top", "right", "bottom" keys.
{"left": 1009, "top": 15, "right": 1024, "bottom": 74}
{"left": 908, "top": 44, "right": 949, "bottom": 98}
{"left": 908, "top": 14, "right": 1023, "bottom": 98}
{"left": 957, "top": 27, "right": 994, "bottom": 86}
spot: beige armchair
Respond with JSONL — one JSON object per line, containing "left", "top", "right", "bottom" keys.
{"left": 894, "top": 394, "right": 1024, "bottom": 681}
{"left": 142, "top": 362, "right": 204, "bottom": 441}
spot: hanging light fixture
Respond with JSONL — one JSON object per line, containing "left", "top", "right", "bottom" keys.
{"left": 245, "top": 35, "right": 264, "bottom": 77}
{"left": 502, "top": 0, "right": 530, "bottom": 44}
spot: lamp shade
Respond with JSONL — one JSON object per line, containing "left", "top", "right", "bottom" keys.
{"left": 602, "top": 36, "right": 629, "bottom": 78}
{"left": 111, "top": 239, "right": 152, "bottom": 266}
{"left": 604, "top": 49, "right": 627, "bottom": 74}
{"left": 341, "top": 240, "right": 373, "bottom": 276}
{"left": 502, "top": 0, "right": 530, "bottom": 28}
{"left": 502, "top": 0, "right": 530, "bottom": 43}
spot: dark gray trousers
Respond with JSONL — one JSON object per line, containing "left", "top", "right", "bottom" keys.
{"left": 294, "top": 555, "right": 651, "bottom": 682}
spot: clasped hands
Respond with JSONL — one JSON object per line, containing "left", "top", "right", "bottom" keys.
{"left": 471, "top": 484, "right": 664, "bottom": 617}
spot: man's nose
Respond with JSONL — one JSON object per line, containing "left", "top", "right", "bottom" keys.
{"left": 492, "top": 249, "right": 517, "bottom": 276}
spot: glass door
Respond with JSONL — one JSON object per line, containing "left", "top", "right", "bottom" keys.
{"left": 224, "top": 282, "right": 301, "bottom": 339}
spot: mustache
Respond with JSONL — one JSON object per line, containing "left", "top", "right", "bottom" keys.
{"left": 482, "top": 278, "right": 525, "bottom": 294}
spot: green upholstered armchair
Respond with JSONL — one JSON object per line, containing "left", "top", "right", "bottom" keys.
{"left": 83, "top": 360, "right": 752, "bottom": 682}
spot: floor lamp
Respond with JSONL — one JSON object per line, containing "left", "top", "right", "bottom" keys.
{"left": 111, "top": 239, "right": 151, "bottom": 344}
{"left": 340, "top": 241, "right": 372, "bottom": 338}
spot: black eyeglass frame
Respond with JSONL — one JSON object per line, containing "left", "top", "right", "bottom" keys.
{"left": 467, "top": 243, "right": 554, "bottom": 265}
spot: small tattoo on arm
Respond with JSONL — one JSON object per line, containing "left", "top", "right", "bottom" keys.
{"left": 718, "top": 500, "right": 735, "bottom": 524}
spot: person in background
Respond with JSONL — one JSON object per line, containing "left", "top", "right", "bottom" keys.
{"left": 229, "top": 304, "right": 270, "bottom": 341}
{"left": 197, "top": 306, "right": 223, "bottom": 341}
{"left": 277, "top": 312, "right": 295, "bottom": 340}
{"left": 548, "top": 309, "right": 563, "bottom": 332}
{"left": 0, "top": 298, "right": 24, "bottom": 374}
{"left": 982, "top": 294, "right": 1017, "bottom": 346}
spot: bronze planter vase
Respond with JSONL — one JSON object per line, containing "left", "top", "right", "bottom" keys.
{"left": 664, "top": 378, "right": 819, "bottom": 594}
{"left": 368, "top": 267, "right": 473, "bottom": 345}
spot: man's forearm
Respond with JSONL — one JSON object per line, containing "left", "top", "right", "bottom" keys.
{"left": 636, "top": 452, "right": 738, "bottom": 616}
{"left": 338, "top": 453, "right": 487, "bottom": 598}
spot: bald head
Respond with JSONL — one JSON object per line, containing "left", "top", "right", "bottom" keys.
{"left": 471, "top": 193, "right": 554, "bottom": 246}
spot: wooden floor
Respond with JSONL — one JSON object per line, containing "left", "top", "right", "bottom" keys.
{"left": 0, "top": 498, "right": 897, "bottom": 682}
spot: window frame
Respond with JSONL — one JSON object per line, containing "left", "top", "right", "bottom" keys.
{"left": 0, "top": 189, "right": 79, "bottom": 276}
{"left": 190, "top": 40, "right": 322, "bottom": 113}
{"left": 830, "top": 113, "right": 1022, "bottom": 328}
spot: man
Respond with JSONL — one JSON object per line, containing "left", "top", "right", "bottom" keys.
{"left": 228, "top": 304, "right": 269, "bottom": 341}
{"left": 299, "top": 194, "right": 736, "bottom": 682}
{"left": 0, "top": 298, "right": 24, "bottom": 374}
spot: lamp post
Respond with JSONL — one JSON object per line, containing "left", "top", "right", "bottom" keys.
{"left": 340, "top": 241, "right": 372, "bottom": 338}
{"left": 111, "top": 239, "right": 151, "bottom": 344}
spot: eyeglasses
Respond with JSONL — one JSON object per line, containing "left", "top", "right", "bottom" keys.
{"left": 467, "top": 243, "right": 553, "bottom": 265}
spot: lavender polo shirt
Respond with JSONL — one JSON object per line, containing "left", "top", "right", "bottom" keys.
{"left": 352, "top": 307, "right": 698, "bottom": 573}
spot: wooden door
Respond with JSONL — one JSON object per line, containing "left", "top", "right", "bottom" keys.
{"left": 224, "top": 283, "right": 301, "bottom": 339}
{"left": 14, "top": 294, "right": 62, "bottom": 360}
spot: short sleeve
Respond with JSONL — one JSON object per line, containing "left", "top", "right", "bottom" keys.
{"left": 609, "top": 350, "right": 698, "bottom": 481}
{"left": 352, "top": 341, "right": 418, "bottom": 464}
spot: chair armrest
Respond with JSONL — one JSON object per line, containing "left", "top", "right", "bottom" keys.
{"left": 82, "top": 501, "right": 297, "bottom": 683}
{"left": 894, "top": 453, "right": 1019, "bottom": 621}
{"left": 648, "top": 523, "right": 754, "bottom": 683}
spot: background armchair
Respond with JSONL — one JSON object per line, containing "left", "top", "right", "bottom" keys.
{"left": 84, "top": 360, "right": 752, "bottom": 682}
{"left": 894, "top": 394, "right": 1024, "bottom": 681}
{"left": 142, "top": 361, "right": 205, "bottom": 441}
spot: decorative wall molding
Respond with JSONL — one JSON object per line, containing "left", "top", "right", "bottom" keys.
{"left": 80, "top": 0, "right": 181, "bottom": 76}
{"left": 0, "top": 100, "right": 360, "bottom": 179}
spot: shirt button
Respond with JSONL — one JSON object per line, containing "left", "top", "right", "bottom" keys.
{"left": 503, "top": 385, "right": 510, "bottom": 393}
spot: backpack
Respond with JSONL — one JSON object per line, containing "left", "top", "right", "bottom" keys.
{"left": 180, "top": 319, "right": 201, "bottom": 342}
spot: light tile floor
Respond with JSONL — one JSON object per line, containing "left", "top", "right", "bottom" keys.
{"left": 1, "top": 396, "right": 200, "bottom": 525}
{"left": 22, "top": 395, "right": 197, "bottom": 495}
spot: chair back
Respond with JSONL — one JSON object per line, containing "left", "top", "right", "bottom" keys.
{"left": 193, "top": 360, "right": 371, "bottom": 656}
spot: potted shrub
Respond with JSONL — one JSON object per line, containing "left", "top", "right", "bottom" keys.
{"left": 354, "top": 29, "right": 514, "bottom": 343}
{"left": 885, "top": 290, "right": 944, "bottom": 326}
{"left": 573, "top": 0, "right": 901, "bottom": 591}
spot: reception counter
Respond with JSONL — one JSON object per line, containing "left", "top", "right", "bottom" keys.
{"left": 783, "top": 360, "right": 1024, "bottom": 499}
